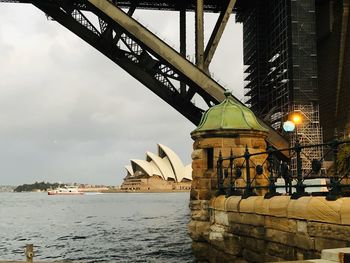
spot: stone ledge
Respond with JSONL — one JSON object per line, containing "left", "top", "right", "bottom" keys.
{"left": 210, "top": 195, "right": 350, "bottom": 225}
{"left": 274, "top": 247, "right": 350, "bottom": 262}
{"left": 321, "top": 247, "right": 350, "bottom": 262}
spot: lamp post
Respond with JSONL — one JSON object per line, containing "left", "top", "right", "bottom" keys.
{"left": 283, "top": 113, "right": 309, "bottom": 198}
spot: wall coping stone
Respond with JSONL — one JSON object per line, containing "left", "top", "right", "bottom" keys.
{"left": 210, "top": 196, "right": 350, "bottom": 225}
{"left": 225, "top": 196, "right": 242, "bottom": 212}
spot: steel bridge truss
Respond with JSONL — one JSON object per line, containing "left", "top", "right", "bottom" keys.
{"left": 0, "top": 0, "right": 288, "bottom": 152}
{"left": 34, "top": 0, "right": 214, "bottom": 125}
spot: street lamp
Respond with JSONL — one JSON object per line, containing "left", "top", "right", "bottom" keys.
{"left": 283, "top": 112, "right": 309, "bottom": 198}
{"left": 282, "top": 120, "right": 295, "bottom": 133}
{"left": 291, "top": 113, "right": 302, "bottom": 126}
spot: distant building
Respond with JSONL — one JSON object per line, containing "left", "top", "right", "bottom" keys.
{"left": 121, "top": 144, "right": 192, "bottom": 191}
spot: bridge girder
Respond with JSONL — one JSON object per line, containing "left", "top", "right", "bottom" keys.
{"left": 0, "top": 0, "right": 289, "bottom": 153}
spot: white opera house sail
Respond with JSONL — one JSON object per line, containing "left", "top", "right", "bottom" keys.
{"left": 121, "top": 144, "right": 192, "bottom": 191}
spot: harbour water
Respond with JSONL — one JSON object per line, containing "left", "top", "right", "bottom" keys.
{"left": 0, "top": 192, "right": 194, "bottom": 262}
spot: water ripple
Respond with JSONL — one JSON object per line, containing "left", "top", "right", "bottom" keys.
{"left": 1, "top": 192, "right": 194, "bottom": 262}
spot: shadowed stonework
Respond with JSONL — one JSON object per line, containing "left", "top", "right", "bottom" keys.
{"left": 188, "top": 92, "right": 350, "bottom": 262}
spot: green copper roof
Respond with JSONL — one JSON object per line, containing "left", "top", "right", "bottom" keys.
{"left": 193, "top": 91, "right": 268, "bottom": 133}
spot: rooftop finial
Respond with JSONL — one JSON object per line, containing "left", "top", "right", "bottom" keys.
{"left": 224, "top": 90, "right": 232, "bottom": 98}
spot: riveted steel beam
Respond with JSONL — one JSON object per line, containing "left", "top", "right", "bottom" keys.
{"left": 335, "top": 0, "right": 349, "bottom": 118}
{"left": 204, "top": 0, "right": 237, "bottom": 70}
{"left": 179, "top": 6, "right": 186, "bottom": 95}
{"left": 195, "top": 0, "right": 204, "bottom": 70}
{"left": 88, "top": 0, "right": 226, "bottom": 102}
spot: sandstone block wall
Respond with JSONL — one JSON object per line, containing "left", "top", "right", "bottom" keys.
{"left": 190, "top": 133, "right": 269, "bottom": 202}
{"left": 189, "top": 195, "right": 350, "bottom": 263}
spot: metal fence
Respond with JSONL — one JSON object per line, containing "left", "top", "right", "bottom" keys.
{"left": 216, "top": 139, "right": 350, "bottom": 200}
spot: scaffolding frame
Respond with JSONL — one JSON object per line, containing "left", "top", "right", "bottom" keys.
{"left": 290, "top": 103, "right": 324, "bottom": 176}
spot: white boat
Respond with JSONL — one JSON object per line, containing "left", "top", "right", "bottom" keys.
{"left": 48, "top": 186, "right": 84, "bottom": 195}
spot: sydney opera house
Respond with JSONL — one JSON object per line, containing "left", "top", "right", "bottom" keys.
{"left": 121, "top": 144, "right": 192, "bottom": 191}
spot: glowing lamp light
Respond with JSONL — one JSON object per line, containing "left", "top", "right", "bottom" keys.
{"left": 292, "top": 114, "right": 302, "bottom": 125}
{"left": 283, "top": 120, "right": 296, "bottom": 132}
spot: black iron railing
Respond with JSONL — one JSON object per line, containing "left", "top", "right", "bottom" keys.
{"left": 216, "top": 139, "right": 350, "bottom": 200}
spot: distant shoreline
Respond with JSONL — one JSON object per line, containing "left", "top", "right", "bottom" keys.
{"left": 3, "top": 189, "right": 190, "bottom": 194}
{"left": 101, "top": 189, "right": 190, "bottom": 194}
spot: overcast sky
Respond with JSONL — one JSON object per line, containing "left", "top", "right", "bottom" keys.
{"left": 0, "top": 3, "right": 243, "bottom": 186}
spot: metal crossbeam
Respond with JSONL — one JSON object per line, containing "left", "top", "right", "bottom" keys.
{"left": 204, "top": 0, "right": 237, "bottom": 70}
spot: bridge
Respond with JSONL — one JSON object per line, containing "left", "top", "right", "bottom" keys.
{"left": 0, "top": 0, "right": 288, "bottom": 152}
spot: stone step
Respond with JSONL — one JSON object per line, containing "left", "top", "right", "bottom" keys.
{"left": 321, "top": 247, "right": 350, "bottom": 262}
{"left": 276, "top": 247, "right": 350, "bottom": 263}
{"left": 275, "top": 260, "right": 333, "bottom": 263}
{"left": 308, "top": 260, "right": 338, "bottom": 263}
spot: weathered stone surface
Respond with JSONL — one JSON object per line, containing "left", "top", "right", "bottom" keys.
{"left": 214, "top": 210, "right": 229, "bottom": 226}
{"left": 230, "top": 223, "right": 265, "bottom": 239}
{"left": 202, "top": 200, "right": 209, "bottom": 210}
{"left": 189, "top": 200, "right": 209, "bottom": 210}
{"left": 226, "top": 196, "right": 242, "bottom": 212}
{"left": 294, "top": 248, "right": 319, "bottom": 261}
{"left": 209, "top": 247, "right": 245, "bottom": 263}
{"left": 240, "top": 197, "right": 260, "bottom": 213}
{"left": 191, "top": 178, "right": 200, "bottom": 189}
{"left": 340, "top": 198, "right": 350, "bottom": 225}
{"left": 266, "top": 242, "right": 296, "bottom": 260}
{"left": 314, "top": 237, "right": 348, "bottom": 251}
{"left": 188, "top": 221, "right": 210, "bottom": 242}
{"left": 190, "top": 188, "right": 199, "bottom": 200}
{"left": 265, "top": 228, "right": 294, "bottom": 246}
{"left": 209, "top": 231, "right": 241, "bottom": 256}
{"left": 242, "top": 248, "right": 266, "bottom": 263}
{"left": 192, "top": 209, "right": 210, "bottom": 221}
{"left": 240, "top": 236, "right": 266, "bottom": 252}
{"left": 192, "top": 149, "right": 204, "bottom": 160}
{"left": 192, "top": 159, "right": 204, "bottom": 170}
{"left": 209, "top": 197, "right": 216, "bottom": 208}
{"left": 307, "top": 221, "right": 350, "bottom": 242}
{"left": 197, "top": 138, "right": 224, "bottom": 149}
{"left": 307, "top": 197, "right": 342, "bottom": 224}
{"left": 321, "top": 247, "right": 350, "bottom": 262}
{"left": 213, "top": 195, "right": 226, "bottom": 211}
{"left": 209, "top": 224, "right": 226, "bottom": 241}
{"left": 198, "top": 189, "right": 212, "bottom": 200}
{"left": 228, "top": 212, "right": 243, "bottom": 224}
{"left": 191, "top": 241, "right": 211, "bottom": 262}
{"left": 297, "top": 220, "right": 308, "bottom": 234}
{"left": 263, "top": 253, "right": 288, "bottom": 262}
{"left": 196, "top": 178, "right": 212, "bottom": 189}
{"left": 293, "top": 233, "right": 315, "bottom": 251}
{"left": 191, "top": 196, "right": 350, "bottom": 262}
{"left": 240, "top": 213, "right": 265, "bottom": 226}
{"left": 251, "top": 138, "right": 267, "bottom": 149}
{"left": 254, "top": 197, "right": 271, "bottom": 215}
{"left": 221, "top": 233, "right": 242, "bottom": 256}
{"left": 227, "top": 212, "right": 265, "bottom": 226}
{"left": 189, "top": 200, "right": 202, "bottom": 210}
{"left": 192, "top": 169, "right": 206, "bottom": 178}
{"left": 269, "top": 196, "right": 291, "bottom": 217}
{"left": 287, "top": 197, "right": 313, "bottom": 220}
{"left": 204, "top": 170, "right": 216, "bottom": 178}
{"left": 265, "top": 216, "right": 297, "bottom": 233}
